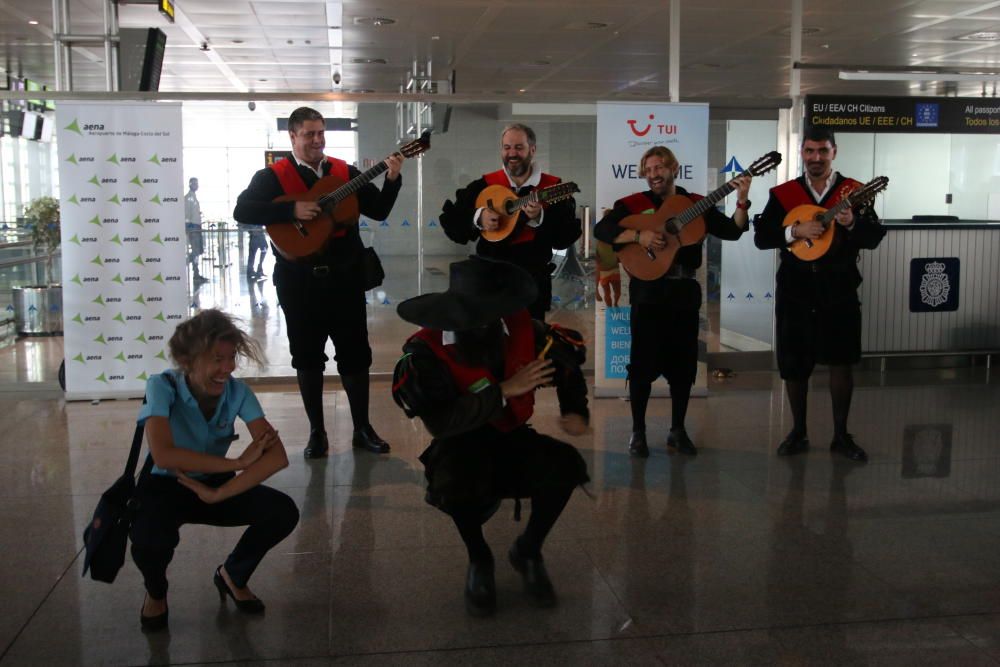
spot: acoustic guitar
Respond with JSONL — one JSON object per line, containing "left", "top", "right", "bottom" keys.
{"left": 477, "top": 181, "right": 580, "bottom": 242}
{"left": 783, "top": 175, "right": 889, "bottom": 261}
{"left": 267, "top": 131, "right": 431, "bottom": 260}
{"left": 616, "top": 151, "right": 782, "bottom": 281}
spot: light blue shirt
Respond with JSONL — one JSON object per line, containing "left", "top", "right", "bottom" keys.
{"left": 137, "top": 369, "right": 265, "bottom": 477}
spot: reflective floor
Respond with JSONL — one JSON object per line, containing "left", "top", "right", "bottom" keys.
{"left": 1, "top": 367, "right": 999, "bottom": 665}
{"left": 0, "top": 253, "right": 595, "bottom": 386}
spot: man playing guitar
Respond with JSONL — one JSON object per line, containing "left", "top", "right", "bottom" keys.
{"left": 439, "top": 124, "right": 580, "bottom": 321}
{"left": 594, "top": 146, "right": 751, "bottom": 458}
{"left": 233, "top": 106, "right": 402, "bottom": 459}
{"left": 754, "top": 126, "right": 886, "bottom": 462}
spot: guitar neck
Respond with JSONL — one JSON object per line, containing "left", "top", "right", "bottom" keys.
{"left": 821, "top": 197, "right": 854, "bottom": 225}
{"left": 507, "top": 185, "right": 570, "bottom": 214}
{"left": 675, "top": 179, "right": 738, "bottom": 226}
{"left": 317, "top": 157, "right": 392, "bottom": 207}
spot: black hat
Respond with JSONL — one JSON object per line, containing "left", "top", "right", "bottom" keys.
{"left": 397, "top": 256, "right": 538, "bottom": 331}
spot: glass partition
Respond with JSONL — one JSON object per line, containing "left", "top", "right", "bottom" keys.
{"left": 1, "top": 98, "right": 819, "bottom": 381}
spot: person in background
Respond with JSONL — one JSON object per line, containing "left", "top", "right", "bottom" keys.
{"left": 754, "top": 126, "right": 885, "bottom": 462}
{"left": 233, "top": 106, "right": 403, "bottom": 458}
{"left": 438, "top": 124, "right": 580, "bottom": 320}
{"left": 185, "top": 177, "right": 207, "bottom": 285}
{"left": 593, "top": 146, "right": 751, "bottom": 458}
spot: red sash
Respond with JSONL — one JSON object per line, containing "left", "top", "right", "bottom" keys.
{"left": 482, "top": 170, "right": 562, "bottom": 245}
{"left": 270, "top": 157, "right": 352, "bottom": 238}
{"left": 409, "top": 309, "right": 536, "bottom": 432}
{"left": 619, "top": 189, "right": 704, "bottom": 215}
{"left": 772, "top": 177, "right": 862, "bottom": 213}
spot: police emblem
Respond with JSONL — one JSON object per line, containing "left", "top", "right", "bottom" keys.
{"left": 919, "top": 261, "right": 950, "bottom": 308}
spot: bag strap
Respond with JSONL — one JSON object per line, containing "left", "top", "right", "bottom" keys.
{"left": 126, "top": 373, "right": 179, "bottom": 483}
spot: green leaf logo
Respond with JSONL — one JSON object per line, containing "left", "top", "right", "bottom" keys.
{"left": 151, "top": 234, "right": 163, "bottom": 245}
{"left": 96, "top": 373, "right": 108, "bottom": 384}
{"left": 149, "top": 194, "right": 161, "bottom": 205}
{"left": 106, "top": 153, "right": 119, "bottom": 165}
{"left": 69, "top": 235, "right": 81, "bottom": 246}
{"left": 88, "top": 175, "right": 100, "bottom": 186}
{"left": 108, "top": 194, "right": 121, "bottom": 205}
{"left": 155, "top": 350, "right": 167, "bottom": 361}
{"left": 110, "top": 234, "right": 122, "bottom": 245}
{"left": 130, "top": 215, "right": 143, "bottom": 227}
{"left": 113, "top": 312, "right": 125, "bottom": 323}
{"left": 92, "top": 294, "right": 105, "bottom": 306}
{"left": 73, "top": 353, "right": 85, "bottom": 363}
{"left": 68, "top": 195, "right": 79, "bottom": 205}
{"left": 90, "top": 255, "right": 104, "bottom": 266}
{"left": 137, "top": 371, "right": 149, "bottom": 381}
{"left": 94, "top": 333, "right": 107, "bottom": 345}
{"left": 153, "top": 273, "right": 165, "bottom": 284}
{"left": 65, "top": 119, "right": 82, "bottom": 135}
{"left": 115, "top": 351, "right": 126, "bottom": 362}
{"left": 71, "top": 274, "right": 83, "bottom": 286}
{"left": 148, "top": 154, "right": 161, "bottom": 165}
{"left": 66, "top": 153, "right": 78, "bottom": 165}
{"left": 111, "top": 273, "right": 124, "bottom": 285}
{"left": 135, "top": 332, "right": 147, "bottom": 343}
{"left": 130, "top": 175, "right": 142, "bottom": 187}
{"left": 134, "top": 294, "right": 146, "bottom": 305}
{"left": 132, "top": 255, "right": 144, "bottom": 266}
{"left": 88, "top": 215, "right": 101, "bottom": 227}
{"left": 154, "top": 312, "right": 166, "bottom": 322}
{"left": 72, "top": 313, "right": 83, "bottom": 324}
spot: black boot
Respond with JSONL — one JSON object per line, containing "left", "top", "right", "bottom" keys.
{"left": 352, "top": 424, "right": 390, "bottom": 454}
{"left": 508, "top": 540, "right": 556, "bottom": 607}
{"left": 628, "top": 430, "right": 649, "bottom": 458}
{"left": 667, "top": 428, "right": 697, "bottom": 456}
{"left": 464, "top": 559, "right": 496, "bottom": 617}
{"left": 830, "top": 433, "right": 868, "bottom": 463}
{"left": 303, "top": 429, "right": 328, "bottom": 459}
{"left": 777, "top": 430, "right": 810, "bottom": 457}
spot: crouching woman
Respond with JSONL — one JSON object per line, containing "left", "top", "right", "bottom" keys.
{"left": 130, "top": 309, "right": 299, "bottom": 631}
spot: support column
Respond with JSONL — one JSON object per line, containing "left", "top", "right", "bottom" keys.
{"left": 669, "top": 0, "right": 680, "bottom": 102}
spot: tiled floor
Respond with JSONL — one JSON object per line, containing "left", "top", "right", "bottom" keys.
{"left": 1, "top": 365, "right": 998, "bottom": 665}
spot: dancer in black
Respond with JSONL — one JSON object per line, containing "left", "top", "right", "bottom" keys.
{"left": 392, "top": 257, "right": 589, "bottom": 615}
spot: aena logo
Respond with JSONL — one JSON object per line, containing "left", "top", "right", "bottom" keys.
{"left": 626, "top": 113, "right": 678, "bottom": 137}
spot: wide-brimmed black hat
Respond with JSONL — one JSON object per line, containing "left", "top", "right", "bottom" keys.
{"left": 397, "top": 256, "right": 538, "bottom": 330}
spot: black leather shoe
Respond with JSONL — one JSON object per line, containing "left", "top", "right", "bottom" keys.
{"left": 214, "top": 567, "right": 265, "bottom": 614}
{"left": 777, "top": 430, "right": 810, "bottom": 456}
{"left": 353, "top": 424, "right": 390, "bottom": 454}
{"left": 508, "top": 542, "right": 557, "bottom": 608}
{"left": 628, "top": 431, "right": 649, "bottom": 458}
{"left": 464, "top": 560, "right": 496, "bottom": 617}
{"left": 140, "top": 596, "right": 168, "bottom": 632}
{"left": 830, "top": 433, "right": 868, "bottom": 463}
{"left": 667, "top": 428, "right": 697, "bottom": 456}
{"left": 303, "top": 429, "right": 329, "bottom": 459}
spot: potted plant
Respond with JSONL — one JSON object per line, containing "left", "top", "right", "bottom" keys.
{"left": 13, "top": 196, "right": 63, "bottom": 335}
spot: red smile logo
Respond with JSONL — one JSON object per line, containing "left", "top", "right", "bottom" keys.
{"left": 627, "top": 114, "right": 655, "bottom": 137}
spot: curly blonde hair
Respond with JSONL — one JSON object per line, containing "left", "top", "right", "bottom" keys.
{"left": 168, "top": 309, "right": 265, "bottom": 372}
{"left": 638, "top": 146, "right": 679, "bottom": 175}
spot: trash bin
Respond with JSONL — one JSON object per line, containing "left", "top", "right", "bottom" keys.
{"left": 12, "top": 285, "right": 63, "bottom": 335}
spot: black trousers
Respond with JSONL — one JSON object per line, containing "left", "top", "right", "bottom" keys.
{"left": 273, "top": 262, "right": 372, "bottom": 373}
{"left": 130, "top": 473, "right": 299, "bottom": 599}
{"left": 628, "top": 302, "right": 700, "bottom": 387}
{"left": 419, "top": 424, "right": 589, "bottom": 516}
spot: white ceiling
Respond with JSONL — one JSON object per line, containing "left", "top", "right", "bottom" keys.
{"left": 2, "top": 0, "right": 1000, "bottom": 104}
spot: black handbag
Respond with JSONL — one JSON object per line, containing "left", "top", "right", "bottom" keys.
{"left": 82, "top": 375, "right": 174, "bottom": 583}
{"left": 361, "top": 246, "right": 385, "bottom": 290}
